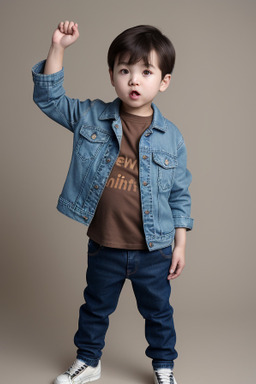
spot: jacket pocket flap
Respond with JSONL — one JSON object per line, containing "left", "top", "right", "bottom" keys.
{"left": 152, "top": 152, "right": 177, "bottom": 169}
{"left": 79, "top": 126, "right": 110, "bottom": 143}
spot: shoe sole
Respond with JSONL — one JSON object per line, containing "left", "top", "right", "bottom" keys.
{"left": 80, "top": 372, "right": 101, "bottom": 383}
{"left": 54, "top": 372, "right": 101, "bottom": 384}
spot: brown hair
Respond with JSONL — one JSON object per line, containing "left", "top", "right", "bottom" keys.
{"left": 107, "top": 25, "right": 176, "bottom": 79}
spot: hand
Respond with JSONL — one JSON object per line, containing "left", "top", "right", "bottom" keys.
{"left": 52, "top": 21, "right": 79, "bottom": 49}
{"left": 167, "top": 245, "right": 185, "bottom": 280}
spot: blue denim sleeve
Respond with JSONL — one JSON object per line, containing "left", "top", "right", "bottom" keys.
{"left": 32, "top": 60, "right": 91, "bottom": 132}
{"left": 168, "top": 138, "right": 194, "bottom": 230}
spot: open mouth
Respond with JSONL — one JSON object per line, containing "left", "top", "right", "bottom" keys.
{"left": 129, "top": 90, "right": 140, "bottom": 99}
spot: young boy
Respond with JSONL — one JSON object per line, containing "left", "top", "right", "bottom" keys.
{"left": 32, "top": 21, "right": 193, "bottom": 384}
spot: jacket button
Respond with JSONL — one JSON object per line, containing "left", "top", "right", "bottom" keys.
{"left": 144, "top": 210, "right": 150, "bottom": 215}
{"left": 91, "top": 133, "right": 97, "bottom": 140}
{"left": 145, "top": 132, "right": 151, "bottom": 137}
{"left": 164, "top": 159, "right": 169, "bottom": 166}
{"left": 106, "top": 158, "right": 111, "bottom": 163}
{"left": 94, "top": 185, "right": 99, "bottom": 189}
{"left": 114, "top": 124, "right": 119, "bottom": 129}
{"left": 142, "top": 155, "right": 148, "bottom": 159}
{"left": 149, "top": 242, "right": 153, "bottom": 248}
{"left": 143, "top": 181, "right": 148, "bottom": 186}
{"left": 83, "top": 216, "right": 88, "bottom": 221}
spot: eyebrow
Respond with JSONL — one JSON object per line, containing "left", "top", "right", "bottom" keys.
{"left": 117, "top": 61, "right": 156, "bottom": 69}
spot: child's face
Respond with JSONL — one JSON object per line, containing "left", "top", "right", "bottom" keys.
{"left": 109, "top": 50, "right": 171, "bottom": 116}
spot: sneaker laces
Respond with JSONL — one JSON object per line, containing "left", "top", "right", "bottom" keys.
{"left": 155, "top": 368, "right": 174, "bottom": 384}
{"left": 65, "top": 359, "right": 88, "bottom": 378}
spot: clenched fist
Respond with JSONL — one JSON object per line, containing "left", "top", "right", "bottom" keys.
{"left": 52, "top": 20, "right": 79, "bottom": 49}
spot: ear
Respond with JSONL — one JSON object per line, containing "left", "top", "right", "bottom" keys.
{"left": 109, "top": 68, "right": 115, "bottom": 86}
{"left": 159, "top": 74, "right": 171, "bottom": 92}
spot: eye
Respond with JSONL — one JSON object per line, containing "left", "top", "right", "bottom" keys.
{"left": 120, "top": 68, "right": 129, "bottom": 75}
{"left": 143, "top": 69, "right": 152, "bottom": 76}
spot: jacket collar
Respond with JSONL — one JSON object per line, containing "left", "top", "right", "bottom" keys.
{"left": 99, "top": 98, "right": 167, "bottom": 133}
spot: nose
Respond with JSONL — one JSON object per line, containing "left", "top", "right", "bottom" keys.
{"left": 128, "top": 74, "right": 140, "bottom": 86}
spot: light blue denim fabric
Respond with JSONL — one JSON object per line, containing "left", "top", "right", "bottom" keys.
{"left": 32, "top": 60, "right": 193, "bottom": 251}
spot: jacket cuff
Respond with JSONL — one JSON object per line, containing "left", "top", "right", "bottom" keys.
{"left": 32, "top": 60, "right": 64, "bottom": 86}
{"left": 173, "top": 216, "right": 194, "bottom": 230}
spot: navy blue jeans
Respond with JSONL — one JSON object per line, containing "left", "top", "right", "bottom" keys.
{"left": 74, "top": 240, "right": 178, "bottom": 369}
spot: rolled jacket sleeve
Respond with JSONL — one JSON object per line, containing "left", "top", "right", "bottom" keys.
{"left": 32, "top": 60, "right": 91, "bottom": 132}
{"left": 169, "top": 138, "right": 194, "bottom": 230}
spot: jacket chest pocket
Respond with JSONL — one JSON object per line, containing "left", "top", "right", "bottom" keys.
{"left": 76, "top": 126, "right": 110, "bottom": 161}
{"left": 152, "top": 151, "right": 177, "bottom": 191}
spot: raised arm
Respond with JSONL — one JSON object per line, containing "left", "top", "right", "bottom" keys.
{"left": 44, "top": 21, "right": 79, "bottom": 74}
{"left": 32, "top": 21, "right": 92, "bottom": 132}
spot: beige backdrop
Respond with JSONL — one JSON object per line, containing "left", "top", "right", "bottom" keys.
{"left": 1, "top": 0, "right": 255, "bottom": 383}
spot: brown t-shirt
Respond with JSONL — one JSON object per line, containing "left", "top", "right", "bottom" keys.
{"left": 87, "top": 110, "right": 152, "bottom": 249}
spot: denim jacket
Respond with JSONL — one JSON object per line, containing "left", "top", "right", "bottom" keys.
{"left": 32, "top": 60, "right": 193, "bottom": 251}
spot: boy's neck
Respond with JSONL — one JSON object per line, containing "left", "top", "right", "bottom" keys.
{"left": 120, "top": 102, "right": 153, "bottom": 117}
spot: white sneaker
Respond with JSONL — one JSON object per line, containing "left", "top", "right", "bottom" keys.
{"left": 54, "top": 359, "right": 101, "bottom": 384}
{"left": 153, "top": 368, "right": 177, "bottom": 384}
